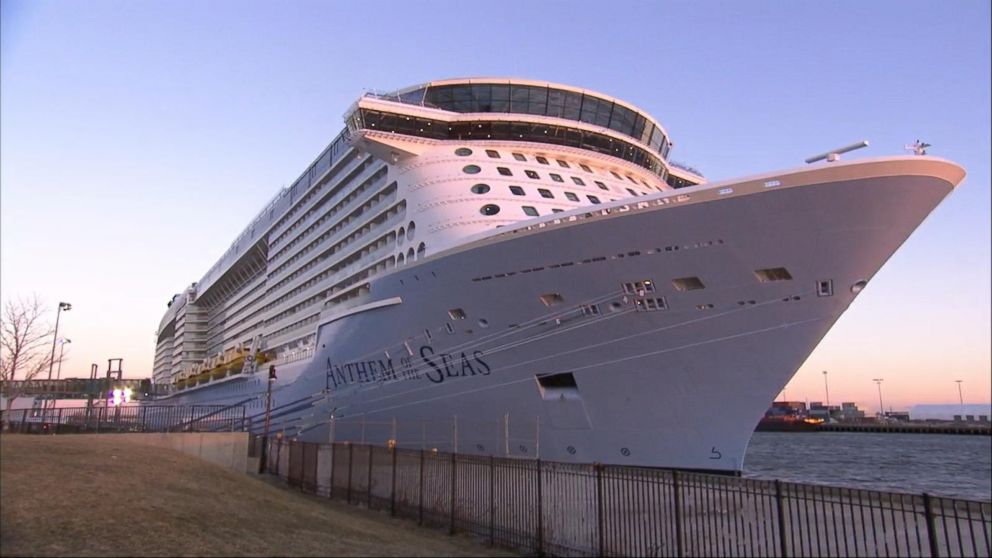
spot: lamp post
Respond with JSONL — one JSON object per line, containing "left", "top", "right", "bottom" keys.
{"left": 955, "top": 380, "right": 964, "bottom": 416}
{"left": 56, "top": 339, "right": 71, "bottom": 380}
{"left": 45, "top": 302, "right": 71, "bottom": 414}
{"left": 872, "top": 378, "right": 884, "bottom": 419}
{"left": 823, "top": 370, "right": 830, "bottom": 407}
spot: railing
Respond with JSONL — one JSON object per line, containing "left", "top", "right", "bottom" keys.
{"left": 0, "top": 405, "right": 249, "bottom": 435}
{"left": 263, "top": 439, "right": 992, "bottom": 558}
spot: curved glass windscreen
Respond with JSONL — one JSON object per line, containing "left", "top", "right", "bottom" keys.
{"left": 372, "top": 83, "right": 671, "bottom": 159}
{"left": 349, "top": 108, "right": 667, "bottom": 177}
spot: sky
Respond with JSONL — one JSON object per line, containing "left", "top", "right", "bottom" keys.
{"left": 1, "top": 0, "right": 989, "bottom": 413}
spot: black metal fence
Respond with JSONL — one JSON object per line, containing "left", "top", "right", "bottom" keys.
{"left": 265, "top": 438, "right": 992, "bottom": 558}
{"left": 0, "top": 405, "right": 248, "bottom": 434}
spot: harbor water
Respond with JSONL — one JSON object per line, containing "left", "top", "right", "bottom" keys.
{"left": 744, "top": 431, "right": 992, "bottom": 502}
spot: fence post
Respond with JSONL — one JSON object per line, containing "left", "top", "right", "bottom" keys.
{"left": 673, "top": 470, "right": 684, "bottom": 558}
{"left": 347, "top": 443, "right": 354, "bottom": 505}
{"left": 449, "top": 452, "right": 456, "bottom": 535}
{"left": 328, "top": 443, "right": 335, "bottom": 500}
{"left": 490, "top": 455, "right": 496, "bottom": 547}
{"left": 20, "top": 409, "right": 28, "bottom": 433}
{"left": 367, "top": 445, "right": 373, "bottom": 507}
{"left": 55, "top": 408, "right": 63, "bottom": 434}
{"left": 536, "top": 458, "right": 544, "bottom": 556}
{"left": 775, "top": 479, "right": 788, "bottom": 558}
{"left": 596, "top": 463, "right": 605, "bottom": 557}
{"left": 922, "top": 492, "right": 940, "bottom": 558}
{"left": 418, "top": 449, "right": 425, "bottom": 526}
{"left": 390, "top": 445, "right": 397, "bottom": 517}
{"left": 259, "top": 436, "right": 268, "bottom": 474}
{"left": 140, "top": 406, "right": 147, "bottom": 431}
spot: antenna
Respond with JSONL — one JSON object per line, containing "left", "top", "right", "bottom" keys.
{"left": 805, "top": 140, "right": 869, "bottom": 164}
{"left": 904, "top": 139, "right": 931, "bottom": 156}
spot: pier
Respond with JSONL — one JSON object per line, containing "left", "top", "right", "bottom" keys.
{"left": 817, "top": 422, "right": 991, "bottom": 435}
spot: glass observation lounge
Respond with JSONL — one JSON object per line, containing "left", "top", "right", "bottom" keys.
{"left": 348, "top": 107, "right": 668, "bottom": 176}
{"left": 377, "top": 82, "right": 672, "bottom": 159}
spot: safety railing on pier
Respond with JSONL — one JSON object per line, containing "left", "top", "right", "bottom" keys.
{"left": 262, "top": 438, "right": 991, "bottom": 558}
{"left": 0, "top": 405, "right": 249, "bottom": 434}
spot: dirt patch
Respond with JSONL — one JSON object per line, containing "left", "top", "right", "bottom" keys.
{"left": 0, "top": 434, "right": 512, "bottom": 557}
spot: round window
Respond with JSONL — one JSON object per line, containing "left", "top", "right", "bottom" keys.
{"left": 480, "top": 204, "right": 501, "bottom": 216}
{"left": 455, "top": 147, "right": 473, "bottom": 157}
{"left": 462, "top": 165, "right": 481, "bottom": 174}
{"left": 470, "top": 183, "right": 491, "bottom": 195}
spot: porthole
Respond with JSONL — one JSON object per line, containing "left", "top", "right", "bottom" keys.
{"left": 417, "top": 242, "right": 426, "bottom": 259}
{"left": 471, "top": 183, "right": 491, "bottom": 194}
{"left": 397, "top": 227, "right": 405, "bottom": 245}
{"left": 462, "top": 165, "right": 481, "bottom": 174}
{"left": 455, "top": 148, "right": 473, "bottom": 156}
{"left": 407, "top": 221, "right": 416, "bottom": 241}
{"left": 480, "top": 204, "right": 501, "bottom": 216}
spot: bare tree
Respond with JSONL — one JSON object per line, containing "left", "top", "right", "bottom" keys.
{"left": 1, "top": 295, "right": 56, "bottom": 429}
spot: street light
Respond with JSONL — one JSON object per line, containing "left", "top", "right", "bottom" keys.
{"left": 44, "top": 302, "right": 71, "bottom": 415}
{"left": 56, "top": 339, "right": 71, "bottom": 380}
{"left": 955, "top": 380, "right": 964, "bottom": 416}
{"left": 823, "top": 370, "right": 830, "bottom": 407}
{"left": 873, "top": 378, "right": 885, "bottom": 419}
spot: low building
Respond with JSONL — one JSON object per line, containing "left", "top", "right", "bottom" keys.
{"left": 909, "top": 404, "right": 992, "bottom": 422}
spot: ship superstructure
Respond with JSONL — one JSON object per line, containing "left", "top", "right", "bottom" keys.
{"left": 152, "top": 78, "right": 964, "bottom": 473}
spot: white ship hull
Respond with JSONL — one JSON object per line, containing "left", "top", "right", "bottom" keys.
{"left": 158, "top": 156, "right": 962, "bottom": 474}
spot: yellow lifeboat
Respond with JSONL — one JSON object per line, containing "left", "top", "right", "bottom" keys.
{"left": 226, "top": 350, "right": 247, "bottom": 376}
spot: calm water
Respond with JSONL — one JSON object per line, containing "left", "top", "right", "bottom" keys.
{"left": 743, "top": 432, "right": 992, "bottom": 502}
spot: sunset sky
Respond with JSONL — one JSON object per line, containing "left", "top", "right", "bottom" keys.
{"left": 2, "top": 0, "right": 989, "bottom": 413}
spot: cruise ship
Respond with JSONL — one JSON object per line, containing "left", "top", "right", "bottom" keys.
{"left": 152, "top": 78, "right": 965, "bottom": 474}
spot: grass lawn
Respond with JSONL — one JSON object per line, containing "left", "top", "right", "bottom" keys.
{"left": 0, "top": 434, "right": 510, "bottom": 557}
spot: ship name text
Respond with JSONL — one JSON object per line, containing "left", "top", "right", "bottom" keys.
{"left": 326, "top": 346, "right": 490, "bottom": 388}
